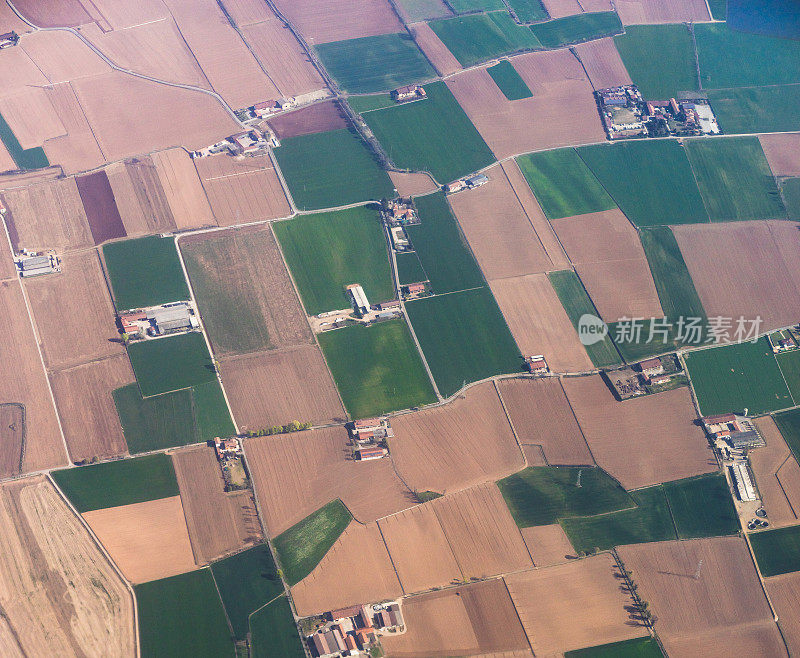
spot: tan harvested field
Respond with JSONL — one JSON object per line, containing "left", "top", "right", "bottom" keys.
{"left": 0, "top": 477, "right": 135, "bottom": 657}
{"left": 25, "top": 250, "right": 122, "bottom": 371}
{"left": 0, "top": 47, "right": 49, "bottom": 90}
{"left": 273, "top": 0, "right": 403, "bottom": 44}
{"left": 522, "top": 443, "right": 548, "bottom": 466}
{"left": 291, "top": 520, "right": 403, "bottom": 616}
{"left": 245, "top": 426, "right": 412, "bottom": 535}
{"left": 573, "top": 38, "right": 633, "bottom": 90}
{"left": 0, "top": 4, "right": 31, "bottom": 33}
{"left": 390, "top": 382, "right": 524, "bottom": 494}
{"left": 0, "top": 281, "right": 67, "bottom": 472}
{"left": 194, "top": 154, "right": 290, "bottom": 225}
{"left": 84, "top": 0, "right": 169, "bottom": 29}
{"left": 542, "top": 0, "right": 584, "bottom": 19}
{"left": 42, "top": 82, "right": 105, "bottom": 174}
{"left": 0, "top": 140, "right": 14, "bottom": 173}
{"left": 83, "top": 495, "right": 197, "bottom": 584}
{"left": 506, "top": 553, "right": 643, "bottom": 655}
{"left": 666, "top": 623, "right": 788, "bottom": 658}
{"left": 221, "top": 346, "right": 344, "bottom": 430}
{"left": 0, "top": 167, "right": 62, "bottom": 191}
{"left": 760, "top": 133, "right": 800, "bottom": 177}
{"left": 13, "top": 0, "right": 91, "bottom": 27}
{"left": 49, "top": 354, "right": 133, "bottom": 463}
{"left": 673, "top": 221, "right": 800, "bottom": 333}
{"left": 219, "top": 0, "right": 274, "bottom": 25}
{"left": 448, "top": 165, "right": 554, "bottom": 280}
{"left": 268, "top": 101, "right": 347, "bottom": 140}
{"left": 751, "top": 417, "right": 800, "bottom": 527}
{"left": 0, "top": 234, "right": 15, "bottom": 280}
{"left": 490, "top": 273, "right": 595, "bottom": 373}
{"left": 411, "top": 22, "right": 461, "bottom": 76}
{"left": 106, "top": 157, "right": 177, "bottom": 237}
{"left": 616, "top": 0, "right": 710, "bottom": 24}
{"left": 563, "top": 375, "right": 714, "bottom": 489}
{"left": 766, "top": 571, "right": 800, "bottom": 655}
{"left": 0, "top": 88, "right": 65, "bottom": 149}
{"left": 21, "top": 31, "right": 110, "bottom": 84}
{"left": 389, "top": 170, "right": 439, "bottom": 197}
{"left": 498, "top": 378, "right": 594, "bottom": 465}
{"left": 0, "top": 404, "right": 24, "bottom": 479}
{"left": 552, "top": 209, "right": 641, "bottom": 263}
{"left": 576, "top": 259, "right": 664, "bottom": 323}
{"left": 172, "top": 446, "right": 262, "bottom": 564}
{"left": 382, "top": 579, "right": 530, "bottom": 657}
{"left": 447, "top": 51, "right": 604, "bottom": 160}
{"left": 520, "top": 524, "right": 575, "bottom": 567}
{"left": 151, "top": 148, "right": 216, "bottom": 230}
{"left": 617, "top": 537, "right": 783, "bottom": 657}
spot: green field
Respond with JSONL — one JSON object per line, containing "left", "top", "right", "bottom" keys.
{"left": 395, "top": 0, "right": 453, "bottom": 20}
{"left": 348, "top": 94, "right": 395, "bottom": 114}
{"left": 405, "top": 287, "right": 521, "bottom": 396}
{"left": 103, "top": 235, "right": 189, "bottom": 312}
{"left": 273, "top": 128, "right": 394, "bottom": 210}
{"left": 362, "top": 81, "right": 496, "bottom": 183}
{"left": 777, "top": 350, "right": 800, "bottom": 403}
{"left": 663, "top": 472, "right": 739, "bottom": 539}
{"left": 127, "top": 332, "right": 216, "bottom": 397}
{"left": 750, "top": 525, "right": 800, "bottom": 577}
{"left": 487, "top": 60, "right": 533, "bottom": 100}
{"left": 274, "top": 499, "right": 352, "bottom": 586}
{"left": 318, "top": 319, "right": 436, "bottom": 418}
{"left": 395, "top": 251, "right": 427, "bottom": 284}
{"left": 506, "top": 0, "right": 548, "bottom": 22}
{"left": 0, "top": 112, "right": 49, "bottom": 170}
{"left": 249, "top": 595, "right": 305, "bottom": 658}
{"left": 405, "top": 192, "right": 485, "bottom": 293}
{"left": 566, "top": 637, "right": 663, "bottom": 658}
{"left": 614, "top": 24, "right": 699, "bottom": 100}
{"left": 577, "top": 140, "right": 709, "bottom": 227}
{"left": 51, "top": 453, "right": 179, "bottom": 513}
{"left": 782, "top": 178, "right": 800, "bottom": 221}
{"left": 707, "top": 0, "right": 726, "bottom": 20}
{"left": 273, "top": 205, "right": 394, "bottom": 315}
{"left": 708, "top": 85, "right": 800, "bottom": 134}
{"left": 449, "top": 0, "right": 505, "bottom": 10}
{"left": 136, "top": 569, "right": 234, "bottom": 658}
{"left": 685, "top": 137, "right": 786, "bottom": 222}
{"left": 316, "top": 33, "right": 435, "bottom": 94}
{"left": 548, "top": 270, "right": 621, "bottom": 368}
{"left": 684, "top": 337, "right": 793, "bottom": 416}
{"left": 773, "top": 408, "right": 800, "bottom": 465}
{"left": 516, "top": 149, "right": 616, "bottom": 219}
{"left": 530, "top": 11, "right": 622, "bottom": 49}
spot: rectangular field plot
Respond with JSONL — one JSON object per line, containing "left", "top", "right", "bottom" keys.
{"left": 318, "top": 319, "right": 436, "bottom": 418}
{"left": 395, "top": 251, "right": 427, "bottom": 284}
{"left": 530, "top": 11, "right": 622, "bottom": 49}
{"left": 249, "top": 595, "right": 305, "bottom": 658}
{"left": 127, "top": 332, "right": 216, "bottom": 397}
{"left": 486, "top": 60, "right": 532, "bottom": 100}
{"left": 566, "top": 637, "right": 663, "bottom": 658}
{"left": 449, "top": 0, "right": 506, "bottom": 10}
{"left": 777, "top": 350, "right": 800, "bottom": 403}
{"left": 75, "top": 170, "right": 126, "bottom": 244}
{"left": 663, "top": 472, "right": 739, "bottom": 539}
{"left": 507, "top": 0, "right": 548, "bottom": 21}
{"left": 0, "top": 111, "right": 49, "bottom": 170}
{"left": 708, "top": 85, "right": 800, "bottom": 134}
{"left": 752, "top": 526, "right": 800, "bottom": 577}
{"left": 394, "top": 0, "right": 453, "bottom": 21}
{"left": 783, "top": 178, "right": 800, "bottom": 221}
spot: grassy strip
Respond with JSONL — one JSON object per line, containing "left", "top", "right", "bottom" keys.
{"left": 750, "top": 525, "right": 800, "bottom": 577}
{"left": 127, "top": 332, "right": 216, "bottom": 398}
{"left": 487, "top": 60, "right": 533, "bottom": 100}
{"left": 348, "top": 94, "right": 394, "bottom": 114}
{"left": 530, "top": 11, "right": 622, "bottom": 49}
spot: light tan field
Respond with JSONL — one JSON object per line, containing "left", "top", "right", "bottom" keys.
{"left": 0, "top": 237, "right": 14, "bottom": 279}
{"left": 448, "top": 165, "right": 554, "bottom": 280}
{"left": 245, "top": 426, "right": 413, "bottom": 536}
{"left": 291, "top": 520, "right": 402, "bottom": 616}
{"left": 521, "top": 524, "right": 575, "bottom": 567}
{"left": 172, "top": 445, "right": 262, "bottom": 564}
{"left": 563, "top": 375, "right": 714, "bottom": 489}
{"left": 0, "top": 477, "right": 135, "bottom": 657}
{"left": 221, "top": 346, "right": 345, "bottom": 430}
{"left": 574, "top": 38, "right": 633, "bottom": 90}
{"left": 498, "top": 378, "right": 594, "bottom": 465}
{"left": 194, "top": 154, "right": 290, "bottom": 225}
{"left": 83, "top": 495, "right": 197, "bottom": 584}
{"left": 0, "top": 140, "right": 14, "bottom": 173}
{"left": 0, "top": 3, "right": 31, "bottom": 33}
{"left": 0, "top": 404, "right": 23, "bottom": 479}
{"left": 0, "top": 47, "right": 49, "bottom": 90}
{"left": 760, "top": 133, "right": 800, "bottom": 177}
{"left": 219, "top": 0, "right": 274, "bottom": 25}
{"left": 542, "top": 0, "right": 584, "bottom": 19}
{"left": 506, "top": 553, "right": 644, "bottom": 655}
{"left": 0, "top": 88, "right": 65, "bottom": 149}
{"left": 552, "top": 209, "right": 641, "bottom": 263}
{"left": 0, "top": 168, "right": 62, "bottom": 192}
{"left": 766, "top": 571, "right": 800, "bottom": 655}
{"left": 390, "top": 382, "right": 524, "bottom": 494}
{"left": 389, "top": 170, "right": 439, "bottom": 197}
{"left": 42, "top": 82, "right": 105, "bottom": 174}
{"left": 666, "top": 623, "right": 788, "bottom": 658}
{"left": 13, "top": 0, "right": 91, "bottom": 27}
{"left": 490, "top": 273, "right": 595, "bottom": 373}
{"left": 616, "top": 0, "right": 710, "bottom": 24}
{"left": 21, "top": 30, "right": 110, "bottom": 84}
{"left": 49, "top": 354, "right": 133, "bottom": 463}
{"left": 522, "top": 443, "right": 548, "bottom": 466}
{"left": 751, "top": 417, "right": 800, "bottom": 527}
{"left": 150, "top": 148, "right": 216, "bottom": 230}
{"left": 83, "top": 0, "right": 169, "bottom": 29}
{"left": 673, "top": 221, "right": 800, "bottom": 333}
{"left": 0, "top": 281, "right": 67, "bottom": 472}
{"left": 411, "top": 22, "right": 461, "bottom": 76}
{"left": 106, "top": 157, "right": 177, "bottom": 237}
{"left": 382, "top": 579, "right": 530, "bottom": 657}
{"left": 273, "top": 0, "right": 403, "bottom": 44}
{"left": 617, "top": 537, "right": 784, "bottom": 657}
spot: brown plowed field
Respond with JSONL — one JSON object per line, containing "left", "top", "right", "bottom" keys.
{"left": 777, "top": 457, "right": 800, "bottom": 520}
{"left": 291, "top": 520, "right": 403, "bottom": 616}
{"left": 390, "top": 382, "right": 524, "bottom": 494}
{"left": 382, "top": 579, "right": 530, "bottom": 657}
{"left": 0, "top": 168, "right": 62, "bottom": 192}
{"left": 268, "top": 101, "right": 348, "bottom": 140}
{"left": 75, "top": 171, "right": 127, "bottom": 245}
{"left": 411, "top": 22, "right": 461, "bottom": 76}
{"left": 520, "top": 524, "right": 575, "bottom": 567}
{"left": 84, "top": 0, "right": 170, "bottom": 29}
{"left": 172, "top": 445, "right": 262, "bottom": 564}
{"left": 194, "top": 154, "right": 290, "bottom": 226}
{"left": 749, "top": 417, "right": 800, "bottom": 527}
{"left": 0, "top": 477, "right": 135, "bottom": 656}
{"left": 505, "top": 553, "right": 644, "bottom": 655}
{"left": 673, "top": 221, "right": 800, "bottom": 333}
{"left": 766, "top": 571, "right": 800, "bottom": 656}
{"left": 49, "top": 354, "right": 134, "bottom": 463}
{"left": 617, "top": 537, "right": 783, "bottom": 656}
{"left": 83, "top": 495, "right": 198, "bottom": 584}
{"left": 448, "top": 165, "right": 553, "bottom": 280}
{"left": 0, "top": 88, "right": 66, "bottom": 149}
{"left": 0, "top": 141, "right": 15, "bottom": 173}
{"left": 760, "top": 133, "right": 800, "bottom": 177}
{"left": 13, "top": 0, "right": 91, "bottom": 27}
{"left": 616, "top": 0, "right": 710, "bottom": 24}
{"left": 21, "top": 31, "right": 110, "bottom": 84}
{"left": 447, "top": 52, "right": 604, "bottom": 160}
{"left": 220, "top": 346, "right": 344, "bottom": 430}
{"left": 576, "top": 259, "right": 664, "bottom": 323}
{"left": 542, "top": 0, "right": 584, "bottom": 19}
{"left": 574, "top": 38, "right": 632, "bottom": 91}
{"left": 0, "top": 404, "right": 24, "bottom": 478}
{"left": 42, "top": 82, "right": 105, "bottom": 175}
{"left": 389, "top": 171, "right": 439, "bottom": 197}
{"left": 666, "top": 622, "right": 788, "bottom": 658}
{"left": 562, "top": 375, "right": 714, "bottom": 489}
{"left": 552, "top": 209, "right": 641, "bottom": 264}
{"left": 273, "top": 0, "right": 403, "bottom": 44}
{"left": 522, "top": 444, "right": 548, "bottom": 466}
{"left": 25, "top": 249, "right": 122, "bottom": 371}
{"left": 151, "top": 148, "right": 216, "bottom": 230}
{"left": 219, "top": 0, "right": 274, "bottom": 26}
{"left": 106, "top": 157, "right": 177, "bottom": 237}
{"left": 498, "top": 378, "right": 594, "bottom": 465}
{"left": 245, "top": 426, "right": 413, "bottom": 536}
{"left": 0, "top": 281, "right": 66, "bottom": 472}
{"left": 490, "top": 273, "right": 595, "bottom": 373}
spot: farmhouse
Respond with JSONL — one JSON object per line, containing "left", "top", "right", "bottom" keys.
{"left": 390, "top": 225, "right": 410, "bottom": 251}
{"left": 356, "top": 446, "right": 388, "bottom": 461}
{"left": 227, "top": 130, "right": 267, "bottom": 155}
{"left": 392, "top": 85, "right": 426, "bottom": 103}
{"left": 147, "top": 303, "right": 198, "bottom": 335}
{"left": 604, "top": 366, "right": 646, "bottom": 400}
{"left": 403, "top": 282, "right": 427, "bottom": 299}
{"left": 444, "top": 180, "right": 466, "bottom": 194}
{"left": 378, "top": 299, "right": 401, "bottom": 312}
{"left": 0, "top": 31, "right": 18, "bottom": 49}
{"left": 703, "top": 414, "right": 765, "bottom": 450}
{"left": 525, "top": 355, "right": 549, "bottom": 374}
{"left": 16, "top": 250, "right": 61, "bottom": 278}
{"left": 465, "top": 174, "right": 489, "bottom": 188}
{"left": 638, "top": 357, "right": 664, "bottom": 380}
{"left": 252, "top": 100, "right": 277, "bottom": 118}
{"left": 346, "top": 284, "right": 370, "bottom": 317}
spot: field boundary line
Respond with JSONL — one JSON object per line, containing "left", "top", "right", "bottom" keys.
{"left": 741, "top": 530, "right": 788, "bottom": 652}
{"left": 774, "top": 455, "right": 800, "bottom": 520}
{"left": 208, "top": 566, "right": 238, "bottom": 641}
{"left": 774, "top": 352, "right": 798, "bottom": 408}
{"left": 493, "top": 379, "right": 530, "bottom": 468}
{"left": 557, "top": 376, "right": 599, "bottom": 466}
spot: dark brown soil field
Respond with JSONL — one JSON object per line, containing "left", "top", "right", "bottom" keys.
{"left": 105, "top": 157, "right": 177, "bottom": 237}
{"left": 13, "top": 0, "right": 91, "bottom": 27}
{"left": 268, "top": 101, "right": 348, "bottom": 140}
{"left": 0, "top": 403, "right": 24, "bottom": 479}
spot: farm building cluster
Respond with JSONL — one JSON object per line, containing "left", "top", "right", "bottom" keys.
{"left": 118, "top": 302, "right": 199, "bottom": 340}
{"left": 444, "top": 173, "right": 489, "bottom": 194}
{"left": 0, "top": 31, "right": 18, "bottom": 49}
{"left": 307, "top": 602, "right": 404, "bottom": 657}
{"left": 382, "top": 199, "right": 419, "bottom": 253}
{"left": 604, "top": 355, "right": 686, "bottom": 400}
{"left": 213, "top": 437, "right": 249, "bottom": 491}
{"left": 348, "top": 418, "right": 392, "bottom": 461}
{"left": 525, "top": 354, "right": 549, "bottom": 374}
{"left": 769, "top": 327, "right": 800, "bottom": 352}
{"left": 391, "top": 85, "right": 426, "bottom": 104}
{"left": 314, "top": 286, "right": 401, "bottom": 332}
{"left": 703, "top": 414, "right": 765, "bottom": 453}
{"left": 14, "top": 249, "right": 60, "bottom": 278}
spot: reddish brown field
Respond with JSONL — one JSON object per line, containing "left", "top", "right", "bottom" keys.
{"left": 151, "top": 148, "right": 217, "bottom": 230}
{"left": 273, "top": 0, "right": 403, "bottom": 44}
{"left": 21, "top": 31, "right": 110, "bottom": 85}
{"left": 616, "top": 0, "right": 710, "bottom": 24}
{"left": 49, "top": 354, "right": 134, "bottom": 463}
{"left": 194, "top": 154, "right": 291, "bottom": 226}
{"left": 563, "top": 375, "right": 714, "bottom": 489}
{"left": 766, "top": 571, "right": 800, "bottom": 656}
{"left": 0, "top": 404, "right": 24, "bottom": 479}
{"left": 448, "top": 165, "right": 554, "bottom": 281}
{"left": 172, "top": 445, "right": 262, "bottom": 565}
{"left": 498, "top": 378, "right": 594, "bottom": 465}
{"left": 388, "top": 171, "right": 439, "bottom": 197}
{"left": 382, "top": 579, "right": 530, "bottom": 657}
{"left": 106, "top": 157, "right": 178, "bottom": 237}
{"left": 245, "top": 426, "right": 413, "bottom": 535}
{"left": 617, "top": 537, "right": 784, "bottom": 657}
{"left": 390, "top": 382, "right": 524, "bottom": 494}
{"left": 520, "top": 524, "right": 575, "bottom": 567}
{"left": 42, "top": 82, "right": 105, "bottom": 174}
{"left": 75, "top": 171, "right": 127, "bottom": 245}
{"left": 410, "top": 22, "right": 461, "bottom": 76}
{"left": 673, "top": 221, "right": 800, "bottom": 333}
{"left": 0, "top": 88, "right": 65, "bottom": 149}
{"left": 574, "top": 38, "right": 633, "bottom": 91}
{"left": 505, "top": 553, "right": 645, "bottom": 655}
{"left": 760, "top": 134, "right": 800, "bottom": 177}
{"left": 291, "top": 520, "right": 403, "bottom": 616}
{"left": 490, "top": 273, "right": 595, "bottom": 373}
{"left": 751, "top": 417, "right": 800, "bottom": 527}
{"left": 13, "top": 0, "right": 91, "bottom": 27}
{"left": 268, "top": 101, "right": 348, "bottom": 140}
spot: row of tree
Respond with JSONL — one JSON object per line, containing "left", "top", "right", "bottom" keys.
{"left": 242, "top": 420, "right": 313, "bottom": 437}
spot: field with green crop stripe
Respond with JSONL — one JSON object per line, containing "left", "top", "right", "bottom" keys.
{"left": 782, "top": 178, "right": 800, "bottom": 220}
{"left": 750, "top": 525, "right": 800, "bottom": 577}
{"left": 530, "top": 11, "right": 622, "bottom": 49}
{"left": 566, "top": 637, "right": 663, "bottom": 658}
{"left": 487, "top": 60, "right": 532, "bottom": 100}
{"left": 0, "top": 113, "right": 49, "bottom": 170}
{"left": 127, "top": 332, "right": 216, "bottom": 397}
{"left": 708, "top": 85, "right": 800, "bottom": 134}
{"left": 449, "top": 0, "right": 505, "bottom": 10}
{"left": 506, "top": 0, "right": 548, "bottom": 22}
{"left": 348, "top": 94, "right": 394, "bottom": 114}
